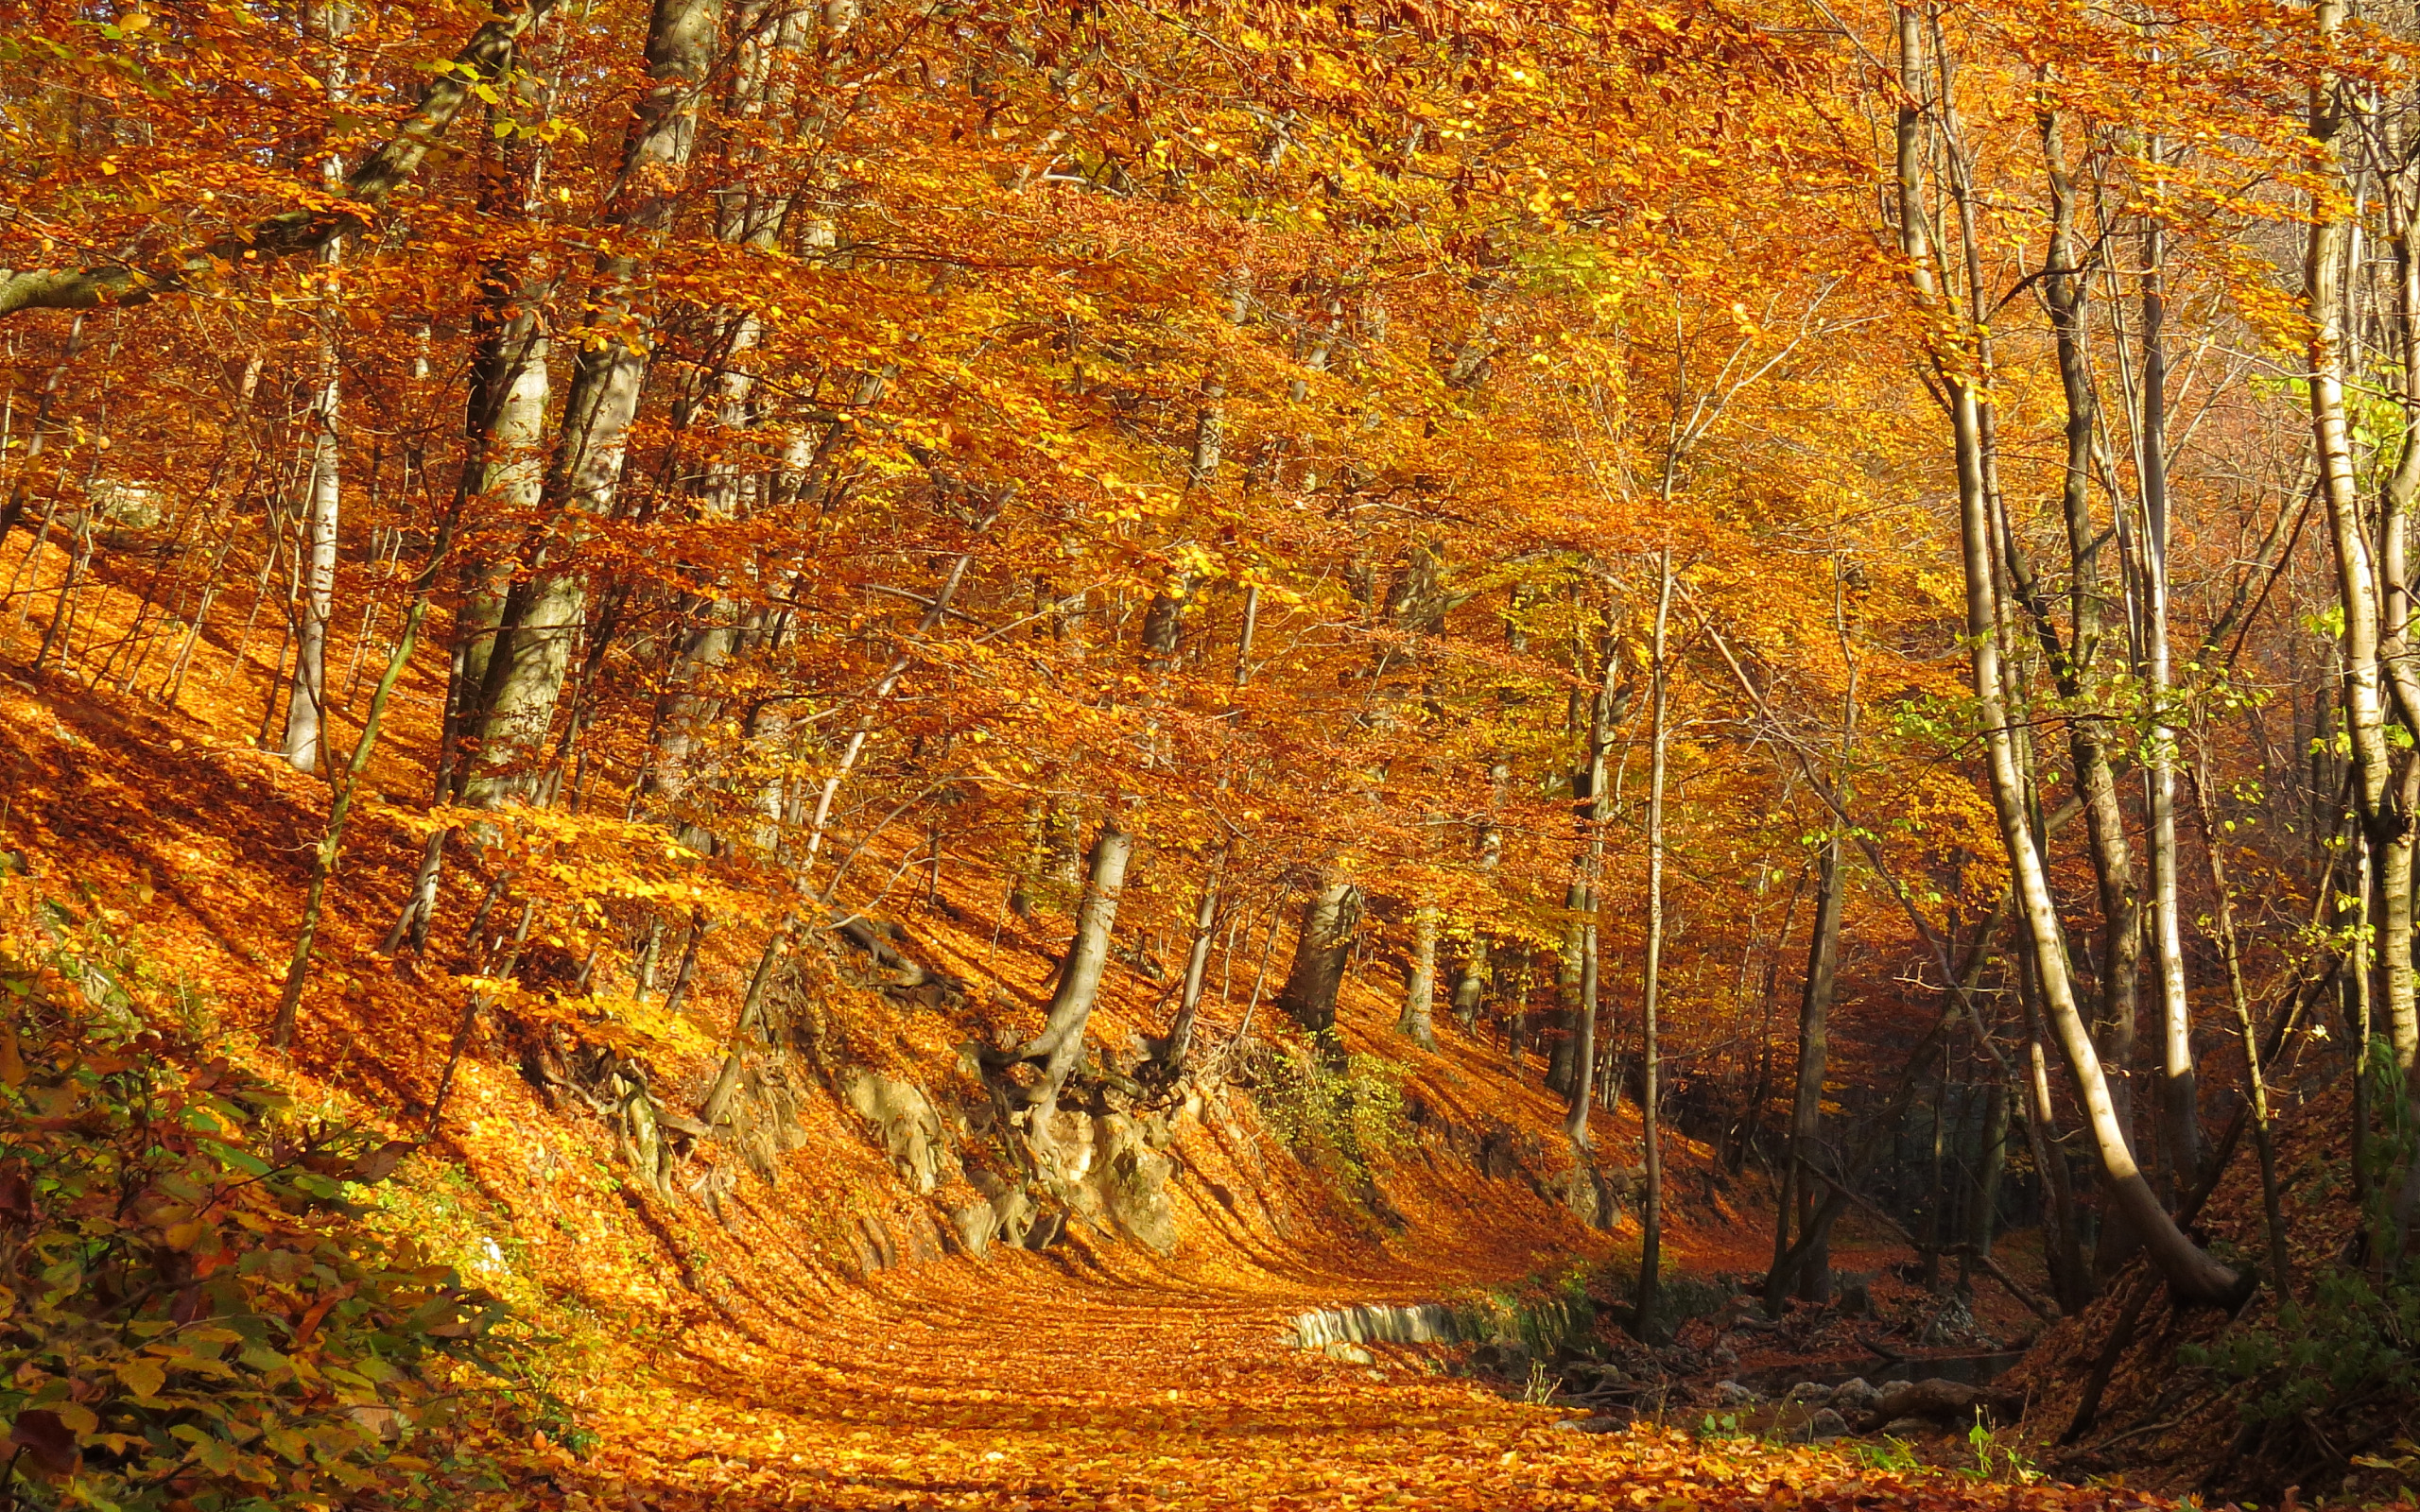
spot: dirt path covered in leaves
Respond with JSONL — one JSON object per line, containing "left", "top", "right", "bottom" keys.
{"left": 547, "top": 1253, "right": 2121, "bottom": 1512}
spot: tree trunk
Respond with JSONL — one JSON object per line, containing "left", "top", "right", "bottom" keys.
{"left": 283, "top": 5, "right": 350, "bottom": 775}
{"left": 1161, "top": 875, "right": 1219, "bottom": 1067}
{"left": 987, "top": 822, "right": 1134, "bottom": 1161}
{"left": 1972, "top": 1080, "right": 2008, "bottom": 1258}
{"left": 2308, "top": 0, "right": 2420, "bottom": 1093}
{"left": 1565, "top": 627, "right": 1626, "bottom": 1151}
{"left": 1276, "top": 879, "right": 1362, "bottom": 1046}
{"left": 2133, "top": 180, "right": 2201, "bottom": 1192}
{"left": 1633, "top": 548, "right": 1672, "bottom": 1340}
{"left": 276, "top": 497, "right": 460, "bottom": 1042}
{"left": 2187, "top": 762, "right": 2293, "bottom": 1287}
{"left": 2021, "top": 997, "right": 2091, "bottom": 1311}
{"left": 1547, "top": 879, "right": 1583, "bottom": 1096}
{"left": 1565, "top": 902, "right": 1599, "bottom": 1151}
{"left": 467, "top": 0, "right": 725, "bottom": 805}
{"left": 1397, "top": 902, "right": 1438, "bottom": 1050}
{"left": 700, "top": 917, "right": 792, "bottom": 1128}
{"left": 1787, "top": 833, "right": 1842, "bottom": 1302}
{"left": 1452, "top": 936, "right": 1487, "bottom": 1033}
{"left": 2375, "top": 120, "right": 2420, "bottom": 1254}
{"left": 283, "top": 343, "right": 340, "bottom": 773}
{"left": 2037, "top": 99, "right": 2153, "bottom": 1202}
{"left": 1901, "top": 4, "right": 2244, "bottom": 1308}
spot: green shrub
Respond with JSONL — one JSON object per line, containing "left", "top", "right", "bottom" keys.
{"left": 1591, "top": 1244, "right": 1736, "bottom": 1327}
{"left": 2181, "top": 1263, "right": 2419, "bottom": 1425}
{"left": 2179, "top": 1040, "right": 2418, "bottom": 1435}
{"left": 0, "top": 914, "right": 523, "bottom": 1511}
{"left": 1448, "top": 1261, "right": 1597, "bottom": 1356}
{"left": 1245, "top": 1030, "right": 1410, "bottom": 1187}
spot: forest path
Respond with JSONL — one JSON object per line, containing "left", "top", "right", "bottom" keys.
{"left": 557, "top": 1247, "right": 2100, "bottom": 1512}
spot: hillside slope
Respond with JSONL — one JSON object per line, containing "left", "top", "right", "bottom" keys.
{"left": 0, "top": 594, "right": 1879, "bottom": 1509}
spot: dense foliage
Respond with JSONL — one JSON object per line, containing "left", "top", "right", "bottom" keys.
{"left": 0, "top": 911, "right": 512, "bottom": 1511}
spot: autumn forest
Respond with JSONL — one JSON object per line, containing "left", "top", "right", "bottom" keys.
{"left": 0, "top": 0, "right": 2415, "bottom": 1507}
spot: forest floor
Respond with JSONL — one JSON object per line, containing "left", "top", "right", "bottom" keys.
{"left": 540, "top": 1253, "right": 2083, "bottom": 1512}
{"left": 0, "top": 540, "right": 2185, "bottom": 1512}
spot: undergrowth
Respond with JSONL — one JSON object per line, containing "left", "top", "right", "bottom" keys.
{"left": 2176, "top": 1041, "right": 2419, "bottom": 1498}
{"left": 1243, "top": 1029, "right": 1411, "bottom": 1189}
{"left": 1449, "top": 1261, "right": 1598, "bottom": 1357}
{"left": 0, "top": 891, "right": 555, "bottom": 1510}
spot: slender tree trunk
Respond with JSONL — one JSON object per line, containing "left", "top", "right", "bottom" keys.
{"left": 284, "top": 321, "right": 341, "bottom": 772}
{"left": 1565, "top": 627, "right": 1627, "bottom": 1151}
{"left": 1788, "top": 833, "right": 1842, "bottom": 1302}
{"left": 985, "top": 821, "right": 1134, "bottom": 1164}
{"left": 381, "top": 827, "right": 450, "bottom": 955}
{"left": 1162, "top": 874, "right": 1219, "bottom": 1067}
{"left": 1564, "top": 902, "right": 1599, "bottom": 1149}
{"left": 2374, "top": 128, "right": 2420, "bottom": 1256}
{"left": 1634, "top": 548, "right": 1672, "bottom": 1341}
{"left": 1397, "top": 902, "right": 1439, "bottom": 1050}
{"left": 2187, "top": 761, "right": 2292, "bottom": 1288}
{"left": 700, "top": 916, "right": 792, "bottom": 1127}
{"left": 1547, "top": 881, "right": 1584, "bottom": 1096}
{"left": 274, "top": 508, "right": 457, "bottom": 1044}
{"left": 1902, "top": 4, "right": 2242, "bottom": 1307}
{"left": 2036, "top": 99, "right": 2152, "bottom": 1209}
{"left": 2308, "top": 0, "right": 2419, "bottom": 1093}
{"left": 2136, "top": 205, "right": 2201, "bottom": 1189}
{"left": 1972, "top": 1080, "right": 2008, "bottom": 1258}
{"left": 662, "top": 908, "right": 708, "bottom": 1015}
{"left": 284, "top": 2, "right": 351, "bottom": 774}
{"left": 2022, "top": 1005, "right": 2090, "bottom": 1310}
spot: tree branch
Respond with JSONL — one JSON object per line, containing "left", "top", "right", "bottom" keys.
{"left": 0, "top": 0, "right": 559, "bottom": 320}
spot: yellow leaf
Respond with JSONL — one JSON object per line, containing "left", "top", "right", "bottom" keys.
{"left": 117, "top": 1358, "right": 165, "bottom": 1400}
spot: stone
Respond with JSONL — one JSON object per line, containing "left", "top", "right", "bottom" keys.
{"left": 1783, "top": 1381, "right": 1829, "bottom": 1403}
{"left": 1828, "top": 1377, "right": 1882, "bottom": 1422}
{"left": 1712, "top": 1380, "right": 1759, "bottom": 1407}
{"left": 1552, "top": 1415, "right": 1628, "bottom": 1435}
{"left": 838, "top": 1070, "right": 950, "bottom": 1194}
{"left": 1547, "top": 1165, "right": 1620, "bottom": 1229}
{"left": 1871, "top": 1377, "right": 1985, "bottom": 1425}
{"left": 1322, "top": 1342, "right": 1375, "bottom": 1366}
{"left": 991, "top": 1184, "right": 1038, "bottom": 1247}
{"left": 1469, "top": 1342, "right": 1531, "bottom": 1378}
{"left": 1562, "top": 1362, "right": 1628, "bottom": 1394}
{"left": 1021, "top": 1207, "right": 1067, "bottom": 1250}
{"left": 1295, "top": 1304, "right": 1460, "bottom": 1349}
{"left": 949, "top": 1200, "right": 998, "bottom": 1258}
{"left": 1876, "top": 1417, "right": 1934, "bottom": 1437}
{"left": 1092, "top": 1113, "right": 1179, "bottom": 1254}
{"left": 1799, "top": 1408, "right": 1850, "bottom": 1443}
